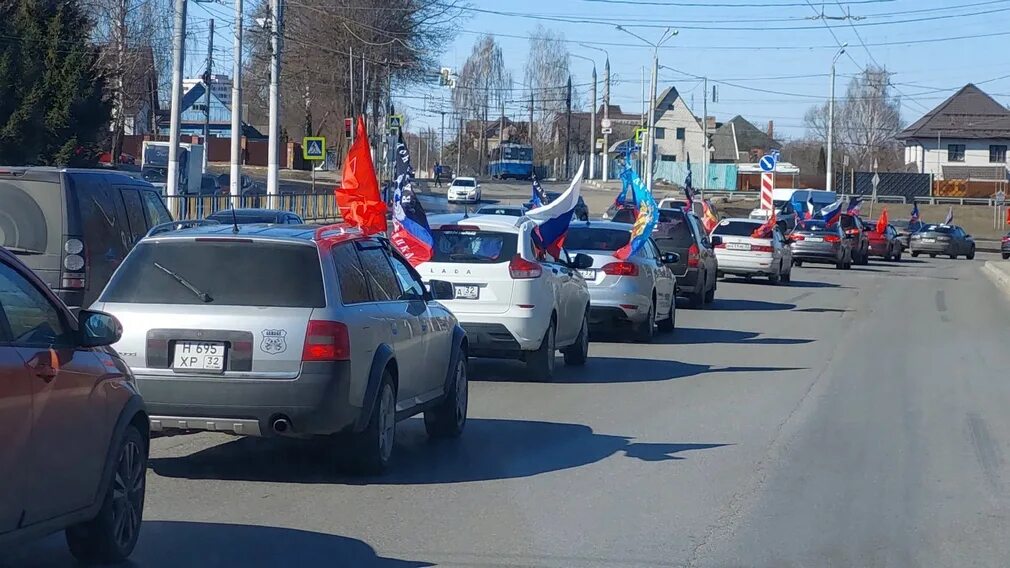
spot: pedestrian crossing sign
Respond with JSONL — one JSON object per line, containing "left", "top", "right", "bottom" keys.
{"left": 302, "top": 137, "right": 326, "bottom": 161}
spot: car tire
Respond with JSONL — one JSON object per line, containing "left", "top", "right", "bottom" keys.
{"left": 912, "top": 251, "right": 920, "bottom": 257}
{"left": 686, "top": 283, "right": 705, "bottom": 309}
{"left": 858, "top": 249, "right": 869, "bottom": 265}
{"left": 634, "top": 300, "right": 656, "bottom": 342}
{"left": 703, "top": 280, "right": 716, "bottom": 304}
{"left": 782, "top": 266, "right": 792, "bottom": 283}
{"left": 562, "top": 312, "right": 590, "bottom": 365}
{"left": 424, "top": 355, "right": 468, "bottom": 439}
{"left": 526, "top": 320, "right": 556, "bottom": 381}
{"left": 968, "top": 247, "right": 976, "bottom": 260}
{"left": 768, "top": 269, "right": 781, "bottom": 285}
{"left": 1001, "top": 253, "right": 1008, "bottom": 260}
{"left": 348, "top": 372, "right": 397, "bottom": 474}
{"left": 66, "top": 425, "right": 147, "bottom": 565}
{"left": 793, "top": 260, "right": 803, "bottom": 267}
{"left": 658, "top": 298, "right": 676, "bottom": 332}
{"left": 949, "top": 253, "right": 957, "bottom": 259}
{"left": 895, "top": 249, "right": 902, "bottom": 262}
{"left": 929, "top": 253, "right": 936, "bottom": 258}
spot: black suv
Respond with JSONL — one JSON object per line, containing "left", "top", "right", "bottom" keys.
{"left": 0, "top": 167, "right": 173, "bottom": 308}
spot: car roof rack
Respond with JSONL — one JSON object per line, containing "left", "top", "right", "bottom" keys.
{"left": 145, "top": 219, "right": 221, "bottom": 238}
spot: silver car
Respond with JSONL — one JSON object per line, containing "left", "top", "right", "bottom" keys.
{"left": 565, "top": 221, "right": 678, "bottom": 342}
{"left": 92, "top": 223, "right": 469, "bottom": 473}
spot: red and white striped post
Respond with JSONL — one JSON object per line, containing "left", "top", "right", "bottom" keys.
{"left": 760, "top": 171, "right": 774, "bottom": 211}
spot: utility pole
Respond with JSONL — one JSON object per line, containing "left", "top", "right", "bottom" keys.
{"left": 565, "top": 75, "right": 573, "bottom": 179}
{"left": 499, "top": 98, "right": 505, "bottom": 148}
{"left": 827, "top": 44, "right": 847, "bottom": 192}
{"left": 266, "top": 0, "right": 283, "bottom": 207}
{"left": 571, "top": 53, "right": 597, "bottom": 179}
{"left": 229, "top": 0, "right": 243, "bottom": 206}
{"left": 702, "top": 76, "right": 708, "bottom": 195}
{"left": 166, "top": 0, "right": 187, "bottom": 204}
{"left": 647, "top": 55, "right": 658, "bottom": 191}
{"left": 457, "top": 114, "right": 463, "bottom": 175}
{"left": 603, "top": 58, "right": 610, "bottom": 181}
{"left": 348, "top": 46, "right": 354, "bottom": 120}
{"left": 202, "top": 19, "right": 214, "bottom": 174}
{"left": 360, "top": 52, "right": 366, "bottom": 120}
{"left": 439, "top": 109, "right": 446, "bottom": 164}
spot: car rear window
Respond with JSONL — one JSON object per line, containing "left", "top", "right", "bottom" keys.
{"left": 431, "top": 229, "right": 517, "bottom": 263}
{"left": 476, "top": 206, "right": 524, "bottom": 216}
{"left": 712, "top": 220, "right": 761, "bottom": 237}
{"left": 924, "top": 225, "right": 953, "bottom": 234}
{"left": 207, "top": 211, "right": 280, "bottom": 224}
{"left": 653, "top": 212, "right": 695, "bottom": 248}
{"left": 564, "top": 227, "right": 630, "bottom": 251}
{"left": 0, "top": 179, "right": 62, "bottom": 255}
{"left": 100, "top": 240, "right": 324, "bottom": 307}
{"left": 797, "top": 220, "right": 832, "bottom": 233}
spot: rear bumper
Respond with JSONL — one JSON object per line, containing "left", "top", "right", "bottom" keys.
{"left": 588, "top": 306, "right": 639, "bottom": 328}
{"left": 673, "top": 268, "right": 701, "bottom": 294}
{"left": 137, "top": 361, "right": 359, "bottom": 437}
{"left": 792, "top": 243, "right": 841, "bottom": 263}
{"left": 586, "top": 285, "right": 651, "bottom": 324}
{"left": 456, "top": 311, "right": 549, "bottom": 355}
{"left": 867, "top": 241, "right": 891, "bottom": 257}
{"left": 715, "top": 253, "right": 776, "bottom": 276}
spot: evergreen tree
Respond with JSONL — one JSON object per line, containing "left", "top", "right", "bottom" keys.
{"left": 0, "top": 0, "right": 110, "bottom": 166}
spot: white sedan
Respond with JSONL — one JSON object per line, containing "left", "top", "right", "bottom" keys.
{"left": 711, "top": 218, "right": 793, "bottom": 284}
{"left": 447, "top": 177, "right": 481, "bottom": 203}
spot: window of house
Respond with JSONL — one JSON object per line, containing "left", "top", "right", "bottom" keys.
{"left": 948, "top": 144, "right": 966, "bottom": 162}
{"left": 990, "top": 145, "right": 1007, "bottom": 163}
{"left": 653, "top": 127, "right": 665, "bottom": 139}
{"left": 676, "top": 127, "right": 686, "bottom": 140}
{"left": 660, "top": 155, "right": 677, "bottom": 162}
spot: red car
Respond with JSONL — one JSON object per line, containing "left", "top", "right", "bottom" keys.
{"left": 865, "top": 223, "right": 903, "bottom": 261}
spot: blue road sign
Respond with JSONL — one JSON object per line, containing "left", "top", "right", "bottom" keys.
{"left": 759, "top": 154, "right": 777, "bottom": 172}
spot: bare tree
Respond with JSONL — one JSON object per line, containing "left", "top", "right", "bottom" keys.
{"left": 523, "top": 25, "right": 574, "bottom": 164}
{"left": 453, "top": 34, "right": 511, "bottom": 174}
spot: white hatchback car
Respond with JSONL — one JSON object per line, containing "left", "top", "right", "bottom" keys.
{"left": 711, "top": 218, "right": 793, "bottom": 284}
{"left": 447, "top": 177, "right": 481, "bottom": 203}
{"left": 418, "top": 214, "right": 592, "bottom": 380}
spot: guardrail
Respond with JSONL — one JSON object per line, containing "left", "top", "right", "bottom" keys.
{"left": 162, "top": 193, "right": 342, "bottom": 222}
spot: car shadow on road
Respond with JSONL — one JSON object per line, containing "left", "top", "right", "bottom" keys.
{"left": 470, "top": 356, "right": 804, "bottom": 384}
{"left": 706, "top": 298, "right": 797, "bottom": 311}
{"left": 0, "top": 521, "right": 429, "bottom": 568}
{"left": 781, "top": 279, "right": 846, "bottom": 289}
{"left": 149, "top": 419, "right": 730, "bottom": 486}
{"left": 794, "top": 307, "right": 849, "bottom": 314}
{"left": 650, "top": 327, "right": 813, "bottom": 345}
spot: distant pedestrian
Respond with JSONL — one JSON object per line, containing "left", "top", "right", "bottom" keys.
{"left": 434, "top": 162, "right": 443, "bottom": 187}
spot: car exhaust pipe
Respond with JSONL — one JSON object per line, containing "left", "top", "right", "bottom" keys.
{"left": 271, "top": 416, "right": 291, "bottom": 434}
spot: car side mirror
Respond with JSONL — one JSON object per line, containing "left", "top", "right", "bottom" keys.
{"left": 709, "top": 235, "right": 722, "bottom": 247}
{"left": 661, "top": 252, "right": 680, "bottom": 264}
{"left": 429, "top": 279, "right": 455, "bottom": 301}
{"left": 571, "top": 253, "right": 594, "bottom": 269}
{"left": 78, "top": 310, "right": 122, "bottom": 348}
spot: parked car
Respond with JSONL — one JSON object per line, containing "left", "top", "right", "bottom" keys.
{"left": 891, "top": 219, "right": 926, "bottom": 251}
{"left": 565, "top": 221, "right": 677, "bottom": 341}
{"left": 92, "top": 223, "right": 469, "bottom": 473}
{"left": 789, "top": 219, "right": 853, "bottom": 269}
{"left": 475, "top": 204, "right": 528, "bottom": 217}
{"left": 529, "top": 191, "right": 590, "bottom": 221}
{"left": 419, "top": 214, "right": 592, "bottom": 380}
{"left": 839, "top": 213, "right": 871, "bottom": 265}
{"left": 711, "top": 218, "right": 793, "bottom": 284}
{"left": 447, "top": 177, "right": 481, "bottom": 203}
{"left": 0, "top": 167, "right": 173, "bottom": 309}
{"left": 613, "top": 207, "right": 717, "bottom": 308}
{"left": 866, "top": 224, "right": 903, "bottom": 261}
{"left": 0, "top": 246, "right": 148, "bottom": 563}
{"left": 206, "top": 208, "right": 304, "bottom": 225}
{"left": 909, "top": 224, "right": 976, "bottom": 259}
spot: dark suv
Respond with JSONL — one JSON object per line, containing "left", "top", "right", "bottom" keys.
{"left": 0, "top": 167, "right": 173, "bottom": 309}
{"left": 613, "top": 207, "right": 718, "bottom": 307}
{"left": 0, "top": 246, "right": 148, "bottom": 563}
{"left": 839, "top": 213, "right": 870, "bottom": 265}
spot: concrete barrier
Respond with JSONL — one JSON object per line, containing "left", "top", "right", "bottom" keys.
{"left": 982, "top": 261, "right": 1010, "bottom": 295}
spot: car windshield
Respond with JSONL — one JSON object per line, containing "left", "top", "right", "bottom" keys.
{"left": 453, "top": 179, "right": 476, "bottom": 187}
{"left": 431, "top": 228, "right": 517, "bottom": 263}
{"left": 564, "top": 227, "right": 631, "bottom": 251}
{"left": 100, "top": 240, "right": 325, "bottom": 307}
{"left": 712, "top": 220, "right": 761, "bottom": 237}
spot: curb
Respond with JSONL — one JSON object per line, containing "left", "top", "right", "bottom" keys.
{"left": 982, "top": 261, "right": 1010, "bottom": 295}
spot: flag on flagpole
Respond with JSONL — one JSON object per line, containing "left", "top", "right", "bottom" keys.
{"left": 526, "top": 162, "right": 585, "bottom": 258}
{"left": 701, "top": 199, "right": 719, "bottom": 233}
{"left": 615, "top": 163, "right": 659, "bottom": 260}
{"left": 875, "top": 207, "right": 889, "bottom": 235}
{"left": 942, "top": 205, "right": 954, "bottom": 225}
{"left": 531, "top": 174, "right": 550, "bottom": 208}
{"left": 846, "top": 195, "right": 863, "bottom": 215}
{"left": 335, "top": 116, "right": 387, "bottom": 235}
{"left": 910, "top": 203, "right": 920, "bottom": 223}
{"left": 819, "top": 198, "right": 844, "bottom": 225}
{"left": 805, "top": 193, "right": 816, "bottom": 220}
{"left": 390, "top": 130, "right": 433, "bottom": 265}
{"left": 751, "top": 210, "right": 777, "bottom": 239}
{"left": 683, "top": 155, "right": 695, "bottom": 210}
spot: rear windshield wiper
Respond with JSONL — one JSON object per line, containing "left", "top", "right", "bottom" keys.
{"left": 153, "top": 262, "right": 213, "bottom": 303}
{"left": 5, "top": 246, "right": 44, "bottom": 256}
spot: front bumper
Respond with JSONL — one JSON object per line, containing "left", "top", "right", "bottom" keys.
{"left": 448, "top": 192, "right": 478, "bottom": 202}
{"left": 910, "top": 240, "right": 954, "bottom": 254}
{"left": 138, "top": 361, "right": 359, "bottom": 437}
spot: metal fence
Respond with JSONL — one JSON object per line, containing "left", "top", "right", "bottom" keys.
{"left": 162, "top": 193, "right": 342, "bottom": 223}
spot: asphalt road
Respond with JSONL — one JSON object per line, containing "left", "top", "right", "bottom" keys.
{"left": 6, "top": 212, "right": 1010, "bottom": 566}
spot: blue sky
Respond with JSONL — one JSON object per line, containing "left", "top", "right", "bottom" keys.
{"left": 183, "top": 0, "right": 1010, "bottom": 140}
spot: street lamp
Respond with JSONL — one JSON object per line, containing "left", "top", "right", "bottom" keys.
{"left": 571, "top": 53, "right": 597, "bottom": 180}
{"left": 616, "top": 26, "right": 678, "bottom": 191}
{"left": 826, "top": 43, "right": 847, "bottom": 193}
{"left": 580, "top": 44, "right": 612, "bottom": 181}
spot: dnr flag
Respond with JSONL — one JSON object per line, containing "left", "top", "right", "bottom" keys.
{"left": 390, "top": 131, "right": 433, "bottom": 265}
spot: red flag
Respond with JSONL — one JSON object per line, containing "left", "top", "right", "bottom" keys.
{"left": 335, "top": 117, "right": 387, "bottom": 235}
{"left": 701, "top": 199, "right": 719, "bottom": 233}
{"left": 875, "top": 207, "right": 889, "bottom": 235}
{"left": 751, "top": 210, "right": 776, "bottom": 239}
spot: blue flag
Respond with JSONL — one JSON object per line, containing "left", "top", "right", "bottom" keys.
{"left": 531, "top": 175, "right": 550, "bottom": 208}
{"left": 615, "top": 163, "right": 659, "bottom": 260}
{"left": 910, "top": 203, "right": 920, "bottom": 223}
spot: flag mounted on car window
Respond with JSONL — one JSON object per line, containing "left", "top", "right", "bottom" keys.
{"left": 875, "top": 207, "right": 889, "bottom": 235}
{"left": 615, "top": 162, "right": 659, "bottom": 260}
{"left": 701, "top": 199, "right": 719, "bottom": 233}
{"left": 943, "top": 205, "right": 954, "bottom": 225}
{"left": 683, "top": 155, "right": 695, "bottom": 210}
{"left": 526, "top": 162, "right": 585, "bottom": 258}
{"left": 390, "top": 130, "right": 433, "bottom": 265}
{"left": 910, "top": 203, "right": 920, "bottom": 223}
{"left": 531, "top": 175, "right": 550, "bottom": 208}
{"left": 335, "top": 117, "right": 387, "bottom": 235}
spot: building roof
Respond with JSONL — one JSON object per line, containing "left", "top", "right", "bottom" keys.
{"left": 711, "top": 116, "right": 781, "bottom": 162}
{"left": 897, "top": 84, "right": 1010, "bottom": 140}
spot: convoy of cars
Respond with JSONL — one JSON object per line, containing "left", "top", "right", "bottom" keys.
{"left": 0, "top": 168, "right": 993, "bottom": 561}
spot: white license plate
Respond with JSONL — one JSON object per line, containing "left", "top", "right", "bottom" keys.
{"left": 578, "top": 269, "right": 597, "bottom": 280}
{"left": 806, "top": 237, "right": 824, "bottom": 242}
{"left": 922, "top": 238, "right": 936, "bottom": 243}
{"left": 726, "top": 243, "right": 751, "bottom": 251}
{"left": 454, "top": 285, "right": 479, "bottom": 300}
{"left": 173, "top": 341, "right": 225, "bottom": 372}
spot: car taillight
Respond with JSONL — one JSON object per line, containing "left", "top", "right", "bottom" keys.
{"left": 845, "top": 228, "right": 860, "bottom": 236}
{"left": 751, "top": 244, "right": 774, "bottom": 252}
{"left": 790, "top": 234, "right": 805, "bottom": 241}
{"left": 1003, "top": 236, "right": 1010, "bottom": 243}
{"left": 687, "top": 243, "right": 700, "bottom": 267}
{"left": 602, "top": 261, "right": 639, "bottom": 276}
{"left": 824, "top": 234, "right": 841, "bottom": 243}
{"left": 508, "top": 254, "right": 542, "bottom": 279}
{"left": 302, "top": 320, "right": 350, "bottom": 361}
{"left": 61, "top": 237, "right": 86, "bottom": 289}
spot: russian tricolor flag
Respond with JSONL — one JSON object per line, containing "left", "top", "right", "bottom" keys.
{"left": 819, "top": 199, "right": 844, "bottom": 225}
{"left": 526, "top": 162, "right": 585, "bottom": 258}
